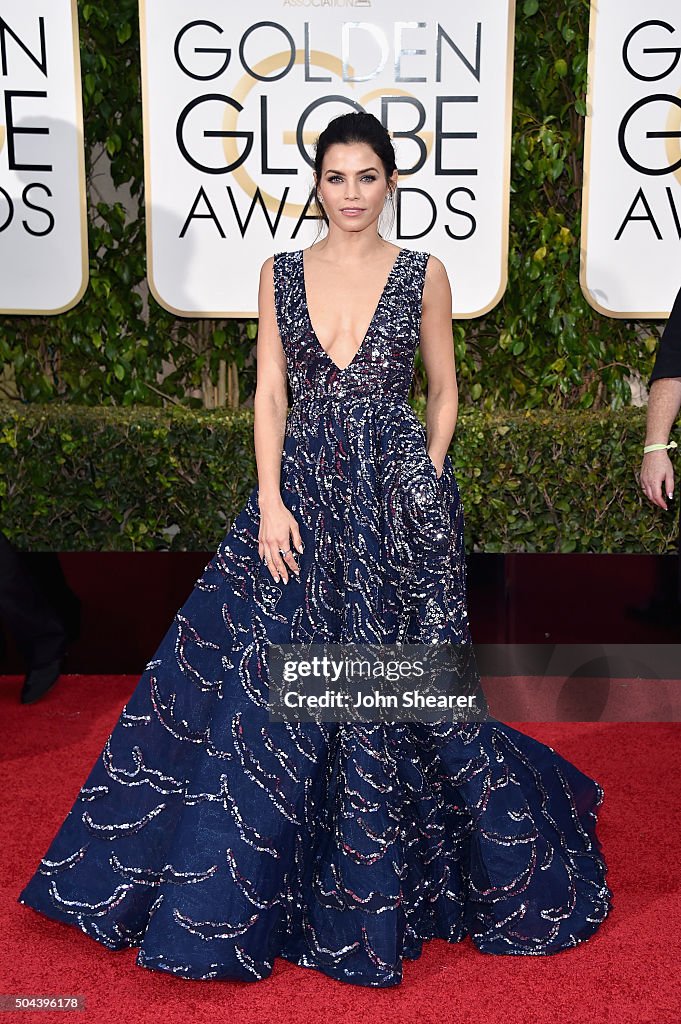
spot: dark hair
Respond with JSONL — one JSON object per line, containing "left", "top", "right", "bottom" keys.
{"left": 309, "top": 111, "right": 397, "bottom": 237}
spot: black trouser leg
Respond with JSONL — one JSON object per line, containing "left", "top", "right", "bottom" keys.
{"left": 0, "top": 532, "right": 73, "bottom": 670}
{"left": 678, "top": 496, "right": 681, "bottom": 605}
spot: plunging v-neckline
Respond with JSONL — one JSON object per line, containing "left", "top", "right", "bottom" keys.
{"left": 300, "top": 247, "right": 405, "bottom": 372}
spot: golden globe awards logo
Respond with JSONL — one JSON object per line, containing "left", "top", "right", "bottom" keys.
{"left": 0, "top": 1, "right": 87, "bottom": 314}
{"left": 139, "top": 1, "right": 516, "bottom": 318}
{"left": 616, "top": 21, "right": 681, "bottom": 236}
{"left": 0, "top": 17, "right": 55, "bottom": 239}
{"left": 582, "top": 2, "right": 681, "bottom": 318}
{"left": 171, "top": 22, "right": 483, "bottom": 236}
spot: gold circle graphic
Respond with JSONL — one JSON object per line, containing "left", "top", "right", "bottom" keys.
{"left": 665, "top": 87, "right": 681, "bottom": 185}
{"left": 220, "top": 49, "right": 433, "bottom": 216}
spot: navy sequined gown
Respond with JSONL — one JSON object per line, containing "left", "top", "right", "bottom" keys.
{"left": 18, "top": 247, "right": 612, "bottom": 986}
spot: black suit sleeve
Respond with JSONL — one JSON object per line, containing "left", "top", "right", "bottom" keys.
{"left": 648, "top": 285, "right": 681, "bottom": 388}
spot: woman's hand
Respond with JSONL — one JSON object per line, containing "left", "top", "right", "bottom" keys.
{"left": 258, "top": 494, "right": 303, "bottom": 583}
{"left": 640, "top": 451, "right": 675, "bottom": 511}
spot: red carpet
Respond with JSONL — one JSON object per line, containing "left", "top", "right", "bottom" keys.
{"left": 1, "top": 674, "right": 679, "bottom": 1024}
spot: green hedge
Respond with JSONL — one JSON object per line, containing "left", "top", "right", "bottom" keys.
{"left": 1, "top": 403, "right": 675, "bottom": 553}
{"left": 0, "top": 0, "right": 663, "bottom": 410}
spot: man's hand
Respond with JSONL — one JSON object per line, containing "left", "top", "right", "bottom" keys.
{"left": 640, "top": 451, "right": 675, "bottom": 511}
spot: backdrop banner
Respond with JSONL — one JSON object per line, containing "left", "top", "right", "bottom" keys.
{"left": 139, "top": 1, "right": 516, "bottom": 318}
{"left": 0, "top": 1, "right": 87, "bottom": 314}
{"left": 581, "top": 1, "right": 681, "bottom": 318}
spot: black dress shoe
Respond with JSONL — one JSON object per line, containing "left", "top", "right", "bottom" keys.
{"left": 20, "top": 656, "right": 64, "bottom": 704}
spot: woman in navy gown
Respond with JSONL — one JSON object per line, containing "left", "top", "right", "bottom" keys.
{"left": 18, "top": 111, "right": 612, "bottom": 987}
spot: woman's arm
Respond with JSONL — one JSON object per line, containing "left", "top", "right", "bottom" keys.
{"left": 254, "top": 256, "right": 288, "bottom": 503}
{"left": 419, "top": 255, "right": 458, "bottom": 476}
{"left": 253, "top": 256, "right": 301, "bottom": 583}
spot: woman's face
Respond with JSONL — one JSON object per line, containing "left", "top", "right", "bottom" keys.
{"left": 315, "top": 141, "right": 397, "bottom": 233}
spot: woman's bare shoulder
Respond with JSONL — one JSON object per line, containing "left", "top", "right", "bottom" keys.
{"left": 422, "top": 254, "right": 452, "bottom": 310}
{"left": 260, "top": 254, "right": 275, "bottom": 274}
{"left": 424, "top": 252, "right": 447, "bottom": 276}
